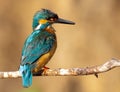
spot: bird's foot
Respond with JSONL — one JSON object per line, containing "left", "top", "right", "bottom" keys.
{"left": 43, "top": 66, "right": 50, "bottom": 74}
{"left": 43, "top": 66, "right": 50, "bottom": 69}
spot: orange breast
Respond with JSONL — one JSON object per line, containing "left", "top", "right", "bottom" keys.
{"left": 32, "top": 39, "right": 57, "bottom": 73}
{"left": 45, "top": 26, "right": 56, "bottom": 34}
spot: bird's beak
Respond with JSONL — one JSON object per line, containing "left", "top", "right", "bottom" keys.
{"left": 55, "top": 18, "right": 75, "bottom": 25}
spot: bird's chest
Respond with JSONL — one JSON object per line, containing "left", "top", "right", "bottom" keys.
{"left": 32, "top": 29, "right": 57, "bottom": 73}
{"left": 45, "top": 26, "right": 56, "bottom": 34}
{"left": 32, "top": 41, "right": 57, "bottom": 73}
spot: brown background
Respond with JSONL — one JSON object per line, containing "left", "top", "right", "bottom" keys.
{"left": 0, "top": 0, "right": 120, "bottom": 92}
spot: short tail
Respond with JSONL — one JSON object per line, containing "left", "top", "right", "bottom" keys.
{"left": 19, "top": 64, "right": 32, "bottom": 88}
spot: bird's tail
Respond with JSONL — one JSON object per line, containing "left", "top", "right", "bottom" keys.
{"left": 19, "top": 64, "right": 32, "bottom": 88}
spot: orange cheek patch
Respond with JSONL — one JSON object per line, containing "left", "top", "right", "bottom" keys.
{"left": 39, "top": 19, "right": 48, "bottom": 24}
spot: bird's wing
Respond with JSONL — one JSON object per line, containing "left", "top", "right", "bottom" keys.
{"left": 21, "top": 31, "right": 55, "bottom": 65}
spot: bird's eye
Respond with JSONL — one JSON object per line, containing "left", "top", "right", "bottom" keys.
{"left": 47, "top": 17, "right": 57, "bottom": 22}
{"left": 49, "top": 18, "right": 54, "bottom": 21}
{"left": 47, "top": 14, "right": 58, "bottom": 22}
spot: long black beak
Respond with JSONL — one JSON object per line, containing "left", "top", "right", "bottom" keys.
{"left": 55, "top": 18, "right": 75, "bottom": 25}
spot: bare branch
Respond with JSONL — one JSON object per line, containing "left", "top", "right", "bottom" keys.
{"left": 0, "top": 58, "right": 120, "bottom": 79}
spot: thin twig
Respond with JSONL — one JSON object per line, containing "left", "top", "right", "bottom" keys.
{"left": 0, "top": 58, "right": 120, "bottom": 79}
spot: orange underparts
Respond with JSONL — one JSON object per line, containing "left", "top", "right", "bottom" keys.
{"left": 45, "top": 26, "right": 55, "bottom": 34}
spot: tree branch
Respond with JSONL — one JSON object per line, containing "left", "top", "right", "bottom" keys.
{"left": 0, "top": 58, "right": 120, "bottom": 79}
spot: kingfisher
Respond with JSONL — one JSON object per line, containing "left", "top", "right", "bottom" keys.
{"left": 19, "top": 9, "right": 75, "bottom": 88}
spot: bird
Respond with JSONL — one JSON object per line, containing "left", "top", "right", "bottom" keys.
{"left": 19, "top": 9, "right": 75, "bottom": 88}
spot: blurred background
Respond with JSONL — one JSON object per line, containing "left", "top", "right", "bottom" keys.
{"left": 0, "top": 0, "right": 120, "bottom": 92}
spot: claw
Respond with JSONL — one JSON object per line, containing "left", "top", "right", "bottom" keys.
{"left": 43, "top": 66, "right": 50, "bottom": 74}
{"left": 43, "top": 66, "right": 50, "bottom": 69}
{"left": 94, "top": 73, "right": 98, "bottom": 78}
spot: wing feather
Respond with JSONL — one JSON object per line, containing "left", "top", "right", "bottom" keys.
{"left": 21, "top": 30, "right": 55, "bottom": 65}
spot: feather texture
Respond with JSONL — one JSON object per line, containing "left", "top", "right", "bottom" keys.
{"left": 19, "top": 28, "right": 56, "bottom": 87}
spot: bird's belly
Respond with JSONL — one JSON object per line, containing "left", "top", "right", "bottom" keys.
{"left": 32, "top": 42, "right": 57, "bottom": 73}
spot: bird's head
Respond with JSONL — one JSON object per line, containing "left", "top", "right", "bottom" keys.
{"left": 32, "top": 9, "right": 75, "bottom": 30}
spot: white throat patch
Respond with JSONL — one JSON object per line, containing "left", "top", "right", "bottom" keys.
{"left": 34, "top": 24, "right": 42, "bottom": 30}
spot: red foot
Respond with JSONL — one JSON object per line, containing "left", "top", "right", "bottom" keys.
{"left": 43, "top": 66, "right": 50, "bottom": 69}
{"left": 43, "top": 66, "right": 49, "bottom": 73}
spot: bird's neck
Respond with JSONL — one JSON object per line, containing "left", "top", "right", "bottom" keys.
{"left": 45, "top": 26, "right": 56, "bottom": 34}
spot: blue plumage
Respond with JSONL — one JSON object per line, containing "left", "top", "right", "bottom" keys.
{"left": 21, "top": 30, "right": 54, "bottom": 64}
{"left": 19, "top": 64, "right": 32, "bottom": 87}
{"left": 19, "top": 9, "right": 75, "bottom": 88}
{"left": 19, "top": 29, "right": 56, "bottom": 87}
